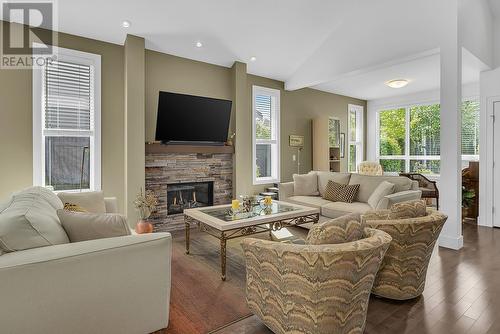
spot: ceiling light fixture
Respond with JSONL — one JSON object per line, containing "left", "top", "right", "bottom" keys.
{"left": 250, "top": 56, "right": 257, "bottom": 62}
{"left": 196, "top": 41, "right": 203, "bottom": 48}
{"left": 385, "top": 79, "right": 409, "bottom": 89}
{"left": 122, "top": 20, "right": 131, "bottom": 28}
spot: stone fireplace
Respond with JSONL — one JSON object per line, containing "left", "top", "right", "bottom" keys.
{"left": 145, "top": 144, "right": 233, "bottom": 232}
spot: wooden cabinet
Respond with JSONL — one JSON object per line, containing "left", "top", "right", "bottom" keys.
{"left": 313, "top": 117, "right": 341, "bottom": 172}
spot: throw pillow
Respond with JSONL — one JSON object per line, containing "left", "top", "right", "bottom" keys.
{"left": 293, "top": 173, "right": 319, "bottom": 196}
{"left": 323, "top": 180, "right": 360, "bottom": 203}
{"left": 316, "top": 171, "right": 352, "bottom": 197}
{"left": 306, "top": 213, "right": 363, "bottom": 245}
{"left": 367, "top": 181, "right": 395, "bottom": 209}
{"left": 63, "top": 203, "right": 88, "bottom": 212}
{"left": 0, "top": 187, "right": 69, "bottom": 253}
{"left": 57, "top": 210, "right": 131, "bottom": 243}
{"left": 57, "top": 191, "right": 106, "bottom": 213}
{"left": 389, "top": 200, "right": 427, "bottom": 219}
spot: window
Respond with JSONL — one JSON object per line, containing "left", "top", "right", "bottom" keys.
{"left": 377, "top": 100, "right": 479, "bottom": 175}
{"left": 33, "top": 46, "right": 101, "bottom": 191}
{"left": 347, "top": 104, "right": 364, "bottom": 172}
{"left": 461, "top": 100, "right": 480, "bottom": 160}
{"left": 253, "top": 86, "right": 280, "bottom": 185}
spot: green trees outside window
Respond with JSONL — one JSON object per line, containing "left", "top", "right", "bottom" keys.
{"left": 378, "top": 101, "right": 479, "bottom": 175}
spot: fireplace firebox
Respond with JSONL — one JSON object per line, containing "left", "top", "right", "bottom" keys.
{"left": 166, "top": 181, "right": 214, "bottom": 215}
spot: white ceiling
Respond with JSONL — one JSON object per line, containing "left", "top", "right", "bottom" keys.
{"left": 4, "top": 0, "right": 496, "bottom": 100}
{"left": 488, "top": 0, "right": 500, "bottom": 17}
{"left": 313, "top": 49, "right": 490, "bottom": 100}
{"left": 53, "top": 0, "right": 348, "bottom": 82}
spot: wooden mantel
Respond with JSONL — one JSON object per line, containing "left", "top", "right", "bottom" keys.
{"left": 145, "top": 143, "right": 234, "bottom": 154}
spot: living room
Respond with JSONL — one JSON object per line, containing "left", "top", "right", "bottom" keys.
{"left": 1, "top": 1, "right": 500, "bottom": 333}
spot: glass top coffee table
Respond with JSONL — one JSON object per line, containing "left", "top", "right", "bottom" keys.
{"left": 184, "top": 201, "right": 319, "bottom": 280}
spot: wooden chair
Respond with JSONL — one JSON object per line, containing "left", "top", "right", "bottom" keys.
{"left": 399, "top": 173, "right": 439, "bottom": 209}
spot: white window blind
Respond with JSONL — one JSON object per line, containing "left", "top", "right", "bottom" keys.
{"left": 43, "top": 60, "right": 94, "bottom": 131}
{"left": 33, "top": 46, "right": 101, "bottom": 192}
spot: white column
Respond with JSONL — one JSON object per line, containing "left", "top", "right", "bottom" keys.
{"left": 439, "top": 0, "right": 463, "bottom": 250}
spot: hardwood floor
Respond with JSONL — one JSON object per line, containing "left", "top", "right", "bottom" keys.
{"left": 213, "top": 223, "right": 500, "bottom": 334}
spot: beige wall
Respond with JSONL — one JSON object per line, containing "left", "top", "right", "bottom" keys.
{"left": 246, "top": 74, "right": 367, "bottom": 185}
{"left": 0, "top": 20, "right": 366, "bottom": 206}
{"left": 0, "top": 22, "right": 126, "bottom": 212}
{"left": 145, "top": 50, "right": 233, "bottom": 142}
{"left": 124, "top": 35, "right": 145, "bottom": 223}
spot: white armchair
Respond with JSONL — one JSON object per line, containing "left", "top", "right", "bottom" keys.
{"left": 0, "top": 187, "right": 172, "bottom": 334}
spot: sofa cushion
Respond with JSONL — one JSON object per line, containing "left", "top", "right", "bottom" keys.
{"left": 285, "top": 196, "right": 332, "bottom": 209}
{"left": 315, "top": 171, "right": 351, "bottom": 197}
{"left": 323, "top": 181, "right": 359, "bottom": 203}
{"left": 321, "top": 201, "right": 372, "bottom": 219}
{"left": 367, "top": 181, "right": 395, "bottom": 209}
{"left": 293, "top": 173, "right": 319, "bottom": 196}
{"left": 14, "top": 186, "right": 64, "bottom": 210}
{"left": 349, "top": 174, "right": 413, "bottom": 203}
{"left": 58, "top": 210, "right": 131, "bottom": 242}
{"left": 306, "top": 213, "right": 362, "bottom": 245}
{"left": 57, "top": 191, "right": 107, "bottom": 213}
{"left": 0, "top": 187, "right": 69, "bottom": 252}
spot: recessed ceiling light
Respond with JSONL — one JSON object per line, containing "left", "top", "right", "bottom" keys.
{"left": 250, "top": 56, "right": 257, "bottom": 62}
{"left": 122, "top": 20, "right": 131, "bottom": 28}
{"left": 386, "top": 79, "right": 409, "bottom": 89}
{"left": 196, "top": 41, "right": 203, "bottom": 48}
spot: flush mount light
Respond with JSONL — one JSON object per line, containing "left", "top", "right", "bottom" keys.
{"left": 196, "top": 41, "right": 203, "bottom": 48}
{"left": 386, "top": 79, "right": 409, "bottom": 89}
{"left": 122, "top": 20, "right": 131, "bottom": 28}
{"left": 250, "top": 56, "right": 257, "bottom": 62}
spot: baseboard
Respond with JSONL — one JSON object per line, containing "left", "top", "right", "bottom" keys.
{"left": 438, "top": 235, "right": 464, "bottom": 250}
{"left": 477, "top": 216, "right": 493, "bottom": 227}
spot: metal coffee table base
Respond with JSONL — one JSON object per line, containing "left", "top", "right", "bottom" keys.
{"left": 184, "top": 213, "right": 319, "bottom": 281}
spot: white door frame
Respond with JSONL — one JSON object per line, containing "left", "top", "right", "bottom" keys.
{"left": 479, "top": 96, "right": 500, "bottom": 228}
{"left": 494, "top": 101, "right": 500, "bottom": 227}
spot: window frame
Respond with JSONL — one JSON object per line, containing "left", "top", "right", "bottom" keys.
{"left": 252, "top": 85, "right": 280, "bottom": 185}
{"left": 32, "top": 45, "right": 101, "bottom": 192}
{"left": 375, "top": 97, "right": 480, "bottom": 176}
{"left": 347, "top": 104, "right": 364, "bottom": 172}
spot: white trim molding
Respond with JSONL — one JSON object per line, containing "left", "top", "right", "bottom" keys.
{"left": 252, "top": 85, "right": 280, "bottom": 185}
{"left": 438, "top": 235, "right": 464, "bottom": 250}
{"left": 347, "top": 104, "right": 364, "bottom": 172}
{"left": 32, "top": 45, "right": 101, "bottom": 191}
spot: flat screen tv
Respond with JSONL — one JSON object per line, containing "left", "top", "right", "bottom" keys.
{"left": 155, "top": 91, "right": 232, "bottom": 145}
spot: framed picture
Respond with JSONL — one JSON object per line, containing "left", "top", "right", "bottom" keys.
{"left": 340, "top": 133, "right": 345, "bottom": 158}
{"left": 289, "top": 135, "right": 304, "bottom": 147}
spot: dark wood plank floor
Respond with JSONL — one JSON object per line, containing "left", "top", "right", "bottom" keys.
{"left": 213, "top": 223, "right": 500, "bottom": 334}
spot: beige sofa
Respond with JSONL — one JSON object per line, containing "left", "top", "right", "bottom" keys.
{"left": 279, "top": 171, "right": 422, "bottom": 221}
{"left": 0, "top": 187, "right": 171, "bottom": 334}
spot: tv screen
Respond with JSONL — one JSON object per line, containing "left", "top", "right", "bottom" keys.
{"left": 155, "top": 91, "right": 232, "bottom": 144}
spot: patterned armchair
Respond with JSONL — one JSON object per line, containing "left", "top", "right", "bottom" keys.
{"left": 361, "top": 207, "right": 447, "bottom": 300}
{"left": 358, "top": 161, "right": 383, "bottom": 175}
{"left": 241, "top": 216, "right": 391, "bottom": 334}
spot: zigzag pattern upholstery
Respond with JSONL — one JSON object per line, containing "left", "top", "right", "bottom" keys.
{"left": 241, "top": 227, "right": 391, "bottom": 334}
{"left": 361, "top": 209, "right": 447, "bottom": 300}
{"left": 358, "top": 161, "right": 384, "bottom": 176}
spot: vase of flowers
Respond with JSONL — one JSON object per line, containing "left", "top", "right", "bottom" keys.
{"left": 134, "top": 188, "right": 158, "bottom": 234}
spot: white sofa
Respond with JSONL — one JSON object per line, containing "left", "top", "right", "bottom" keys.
{"left": 0, "top": 187, "right": 172, "bottom": 334}
{"left": 279, "top": 171, "right": 422, "bottom": 221}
